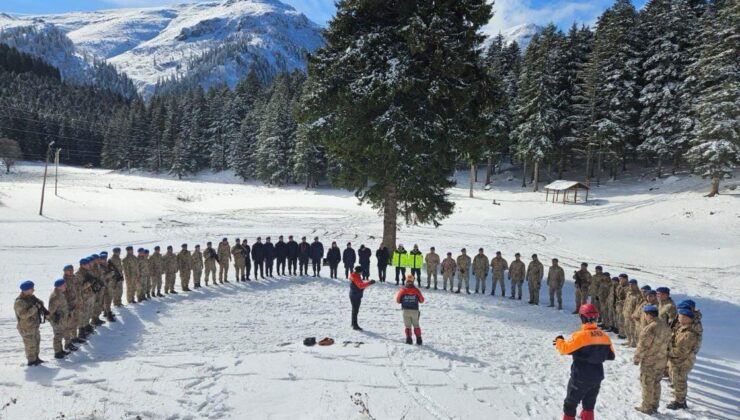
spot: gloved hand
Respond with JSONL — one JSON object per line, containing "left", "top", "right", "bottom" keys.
{"left": 369, "top": 280, "right": 376, "bottom": 285}
{"left": 553, "top": 335, "right": 564, "bottom": 346}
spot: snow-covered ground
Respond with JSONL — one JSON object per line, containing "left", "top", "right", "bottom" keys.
{"left": 0, "top": 163, "right": 738, "bottom": 419}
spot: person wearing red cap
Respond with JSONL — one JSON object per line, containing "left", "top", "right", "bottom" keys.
{"left": 554, "top": 304, "right": 615, "bottom": 420}
{"left": 396, "top": 274, "right": 425, "bottom": 345}
{"left": 349, "top": 266, "right": 375, "bottom": 330}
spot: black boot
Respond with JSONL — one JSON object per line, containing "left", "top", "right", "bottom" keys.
{"left": 54, "top": 351, "right": 67, "bottom": 359}
{"left": 466, "top": 288, "right": 471, "bottom": 294}
{"left": 405, "top": 336, "right": 413, "bottom": 345}
{"left": 65, "top": 343, "right": 78, "bottom": 352}
{"left": 416, "top": 336, "right": 423, "bottom": 345}
{"left": 666, "top": 401, "right": 687, "bottom": 410}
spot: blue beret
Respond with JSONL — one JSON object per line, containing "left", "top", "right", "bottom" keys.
{"left": 656, "top": 287, "right": 670, "bottom": 294}
{"left": 647, "top": 290, "right": 657, "bottom": 296}
{"left": 113, "top": 247, "right": 121, "bottom": 252}
{"left": 619, "top": 273, "right": 628, "bottom": 278}
{"left": 629, "top": 279, "right": 638, "bottom": 284}
{"left": 64, "top": 265, "right": 73, "bottom": 271}
{"left": 641, "top": 285, "right": 651, "bottom": 291}
{"left": 181, "top": 243, "right": 187, "bottom": 247}
{"left": 612, "top": 277, "right": 619, "bottom": 281}
{"left": 154, "top": 246, "right": 160, "bottom": 250}
{"left": 595, "top": 265, "right": 603, "bottom": 270}
{"left": 90, "top": 254, "right": 99, "bottom": 260}
{"left": 223, "top": 237, "right": 227, "bottom": 241}
{"left": 677, "top": 299, "right": 696, "bottom": 309}
{"left": 79, "top": 258, "right": 88, "bottom": 265}
{"left": 137, "top": 248, "right": 145, "bottom": 253}
{"left": 643, "top": 304, "right": 658, "bottom": 313}
{"left": 99, "top": 251, "right": 108, "bottom": 257}
{"left": 125, "top": 246, "right": 133, "bottom": 250}
{"left": 144, "top": 249, "right": 150, "bottom": 254}
{"left": 20, "top": 280, "right": 34, "bottom": 291}
{"left": 678, "top": 308, "right": 694, "bottom": 318}
{"left": 54, "top": 278, "right": 65, "bottom": 288}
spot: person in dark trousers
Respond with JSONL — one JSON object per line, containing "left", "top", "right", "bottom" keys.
{"left": 327, "top": 242, "right": 341, "bottom": 279}
{"left": 349, "top": 266, "right": 375, "bottom": 330}
{"left": 409, "top": 244, "right": 423, "bottom": 287}
{"left": 396, "top": 274, "right": 425, "bottom": 345}
{"left": 242, "top": 239, "right": 251, "bottom": 281}
{"left": 275, "top": 236, "right": 288, "bottom": 276}
{"left": 298, "top": 237, "right": 310, "bottom": 276}
{"left": 376, "top": 245, "right": 389, "bottom": 282}
{"left": 358, "top": 245, "right": 372, "bottom": 280}
{"left": 287, "top": 235, "right": 298, "bottom": 275}
{"left": 264, "top": 237, "right": 275, "bottom": 277}
{"left": 392, "top": 245, "right": 408, "bottom": 285}
{"left": 251, "top": 237, "right": 265, "bottom": 279}
{"left": 554, "top": 303, "right": 615, "bottom": 420}
{"left": 342, "top": 242, "right": 356, "bottom": 279}
{"left": 310, "top": 237, "right": 324, "bottom": 277}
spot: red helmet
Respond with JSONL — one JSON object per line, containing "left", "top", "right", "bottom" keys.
{"left": 579, "top": 303, "right": 599, "bottom": 318}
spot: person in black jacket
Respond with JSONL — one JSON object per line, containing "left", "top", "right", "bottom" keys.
{"left": 287, "top": 235, "right": 298, "bottom": 275}
{"left": 298, "top": 237, "right": 310, "bottom": 276}
{"left": 310, "top": 237, "right": 324, "bottom": 277}
{"left": 554, "top": 304, "right": 615, "bottom": 420}
{"left": 327, "top": 242, "right": 341, "bottom": 279}
{"left": 242, "top": 239, "right": 251, "bottom": 281}
{"left": 275, "top": 235, "right": 288, "bottom": 276}
{"left": 342, "top": 242, "right": 356, "bottom": 279}
{"left": 376, "top": 245, "right": 389, "bottom": 283}
{"left": 264, "top": 237, "right": 275, "bottom": 277}
{"left": 251, "top": 237, "right": 265, "bottom": 279}
{"left": 358, "top": 245, "right": 372, "bottom": 280}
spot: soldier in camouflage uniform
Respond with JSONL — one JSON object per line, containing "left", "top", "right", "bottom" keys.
{"left": 490, "top": 251, "right": 508, "bottom": 297}
{"left": 62, "top": 264, "right": 85, "bottom": 346}
{"left": 163, "top": 245, "right": 178, "bottom": 294}
{"left": 572, "top": 263, "right": 592, "bottom": 314}
{"left": 82, "top": 255, "right": 100, "bottom": 330}
{"left": 203, "top": 241, "right": 218, "bottom": 286}
{"left": 232, "top": 239, "right": 246, "bottom": 283}
{"left": 547, "top": 258, "right": 565, "bottom": 309}
{"left": 508, "top": 253, "right": 525, "bottom": 300}
{"left": 455, "top": 249, "right": 471, "bottom": 294}
{"left": 192, "top": 244, "right": 204, "bottom": 288}
{"left": 425, "top": 247, "right": 440, "bottom": 289}
{"left": 48, "top": 278, "right": 72, "bottom": 359}
{"left": 441, "top": 252, "right": 456, "bottom": 292}
{"left": 100, "top": 252, "right": 117, "bottom": 322}
{"left": 666, "top": 308, "right": 700, "bottom": 410}
{"left": 91, "top": 253, "right": 109, "bottom": 325}
{"left": 136, "top": 249, "right": 150, "bottom": 301}
{"left": 526, "top": 254, "right": 544, "bottom": 305}
{"left": 472, "top": 248, "right": 489, "bottom": 294}
{"left": 75, "top": 258, "right": 94, "bottom": 336}
{"left": 614, "top": 274, "right": 630, "bottom": 337}
{"left": 673, "top": 300, "right": 703, "bottom": 368}
{"left": 634, "top": 304, "right": 671, "bottom": 415}
{"left": 110, "top": 247, "right": 125, "bottom": 306}
{"left": 217, "top": 238, "right": 231, "bottom": 283}
{"left": 633, "top": 289, "right": 658, "bottom": 346}
{"left": 603, "top": 277, "right": 619, "bottom": 332}
{"left": 589, "top": 266, "right": 607, "bottom": 315}
{"left": 178, "top": 243, "right": 192, "bottom": 292}
{"left": 15, "top": 280, "right": 47, "bottom": 366}
{"left": 122, "top": 246, "right": 139, "bottom": 304}
{"left": 622, "top": 281, "right": 642, "bottom": 346}
{"left": 149, "top": 246, "right": 164, "bottom": 297}
{"left": 594, "top": 268, "right": 611, "bottom": 325}
{"left": 656, "top": 287, "right": 677, "bottom": 325}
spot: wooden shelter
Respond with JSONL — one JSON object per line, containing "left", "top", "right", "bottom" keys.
{"left": 544, "top": 180, "right": 590, "bottom": 204}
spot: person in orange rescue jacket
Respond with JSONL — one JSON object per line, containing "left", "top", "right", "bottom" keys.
{"left": 396, "top": 274, "right": 425, "bottom": 345}
{"left": 349, "top": 266, "right": 375, "bottom": 331}
{"left": 554, "top": 303, "right": 615, "bottom": 420}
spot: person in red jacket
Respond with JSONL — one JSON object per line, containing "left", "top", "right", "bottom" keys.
{"left": 396, "top": 274, "right": 425, "bottom": 345}
{"left": 349, "top": 266, "right": 375, "bottom": 330}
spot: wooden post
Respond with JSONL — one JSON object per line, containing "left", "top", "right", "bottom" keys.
{"left": 574, "top": 187, "right": 578, "bottom": 203}
{"left": 546, "top": 189, "right": 549, "bottom": 202}
{"left": 39, "top": 141, "right": 54, "bottom": 216}
{"left": 54, "top": 148, "right": 62, "bottom": 196}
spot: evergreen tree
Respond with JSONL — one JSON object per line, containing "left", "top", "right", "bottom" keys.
{"left": 561, "top": 24, "right": 593, "bottom": 179}
{"left": 685, "top": 0, "right": 739, "bottom": 196}
{"left": 255, "top": 74, "right": 296, "bottom": 185}
{"left": 231, "top": 71, "right": 264, "bottom": 180}
{"left": 293, "top": 122, "right": 327, "bottom": 188}
{"left": 300, "top": 0, "right": 492, "bottom": 248}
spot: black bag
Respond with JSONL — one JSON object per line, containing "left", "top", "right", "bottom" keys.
{"left": 303, "top": 337, "right": 316, "bottom": 346}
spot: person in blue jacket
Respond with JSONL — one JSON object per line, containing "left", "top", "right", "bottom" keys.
{"left": 342, "top": 242, "right": 356, "bottom": 279}
{"left": 309, "top": 237, "right": 324, "bottom": 277}
{"left": 349, "top": 266, "right": 375, "bottom": 330}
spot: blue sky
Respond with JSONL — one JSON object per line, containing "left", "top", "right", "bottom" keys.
{"left": 2, "top": 0, "right": 648, "bottom": 34}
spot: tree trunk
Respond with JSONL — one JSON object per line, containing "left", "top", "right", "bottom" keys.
{"left": 707, "top": 176, "right": 720, "bottom": 197}
{"left": 558, "top": 151, "right": 564, "bottom": 179}
{"left": 485, "top": 156, "right": 492, "bottom": 185}
{"left": 382, "top": 186, "right": 398, "bottom": 250}
{"left": 657, "top": 157, "right": 663, "bottom": 179}
{"left": 469, "top": 162, "right": 475, "bottom": 198}
{"left": 596, "top": 149, "right": 603, "bottom": 187}
{"left": 585, "top": 144, "right": 592, "bottom": 186}
{"left": 533, "top": 160, "right": 540, "bottom": 192}
{"left": 473, "top": 162, "right": 478, "bottom": 182}
{"left": 672, "top": 152, "right": 680, "bottom": 175}
{"left": 521, "top": 159, "right": 527, "bottom": 188}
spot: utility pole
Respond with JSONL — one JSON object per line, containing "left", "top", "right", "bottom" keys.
{"left": 39, "top": 141, "right": 55, "bottom": 216}
{"left": 54, "top": 148, "right": 62, "bottom": 196}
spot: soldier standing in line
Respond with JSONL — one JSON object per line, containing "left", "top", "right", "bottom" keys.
{"left": 62, "top": 264, "right": 85, "bottom": 347}
{"left": 178, "top": 243, "right": 192, "bottom": 292}
{"left": 472, "top": 248, "right": 489, "bottom": 294}
{"left": 149, "top": 246, "right": 164, "bottom": 297}
{"left": 621, "top": 280, "right": 641, "bottom": 346}
{"left": 656, "top": 287, "right": 677, "bottom": 325}
{"left": 490, "top": 251, "right": 508, "bottom": 297}
{"left": 122, "top": 246, "right": 139, "bottom": 304}
{"left": 633, "top": 289, "right": 658, "bottom": 346}
{"left": 163, "top": 245, "right": 178, "bottom": 293}
{"left": 666, "top": 308, "right": 700, "bottom": 410}
{"left": 526, "top": 254, "right": 544, "bottom": 305}
{"left": 572, "top": 263, "right": 592, "bottom": 314}
{"left": 48, "top": 278, "right": 71, "bottom": 359}
{"left": 547, "top": 258, "right": 565, "bottom": 309}
{"left": 590, "top": 266, "right": 607, "bottom": 315}
{"left": 204, "top": 242, "right": 218, "bottom": 285}
{"left": 232, "top": 238, "right": 246, "bottom": 282}
{"left": 673, "top": 300, "right": 703, "bottom": 368}
{"left": 287, "top": 235, "right": 299, "bottom": 275}
{"left": 110, "top": 248, "right": 124, "bottom": 306}
{"left": 603, "top": 277, "right": 620, "bottom": 332}
{"left": 192, "top": 244, "right": 204, "bottom": 288}
{"left": 264, "top": 236, "right": 275, "bottom": 277}
{"left": 275, "top": 235, "right": 288, "bottom": 276}
{"left": 358, "top": 244, "right": 372, "bottom": 280}
{"left": 217, "top": 238, "right": 231, "bottom": 283}
{"left": 343, "top": 242, "right": 357, "bottom": 279}
{"left": 97, "top": 252, "right": 114, "bottom": 321}
{"left": 252, "top": 237, "right": 266, "bottom": 279}
{"left": 310, "top": 237, "right": 324, "bottom": 277}
{"left": 15, "top": 280, "right": 48, "bottom": 366}
{"left": 74, "top": 258, "right": 92, "bottom": 338}
{"left": 137, "top": 249, "right": 150, "bottom": 302}
{"left": 508, "top": 253, "right": 525, "bottom": 300}
{"left": 242, "top": 238, "right": 252, "bottom": 281}
{"left": 298, "top": 236, "right": 310, "bottom": 276}
{"left": 376, "top": 245, "right": 389, "bottom": 283}
{"left": 93, "top": 253, "right": 109, "bottom": 324}
{"left": 327, "top": 242, "right": 341, "bottom": 279}
{"left": 425, "top": 247, "right": 440, "bottom": 289}
{"left": 614, "top": 275, "right": 630, "bottom": 338}
{"left": 86, "top": 254, "right": 103, "bottom": 327}
{"left": 455, "top": 248, "right": 471, "bottom": 294}
{"left": 634, "top": 304, "right": 671, "bottom": 415}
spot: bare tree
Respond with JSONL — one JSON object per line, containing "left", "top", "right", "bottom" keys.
{"left": 0, "top": 138, "right": 22, "bottom": 174}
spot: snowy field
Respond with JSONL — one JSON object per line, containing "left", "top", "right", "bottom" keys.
{"left": 0, "top": 162, "right": 738, "bottom": 419}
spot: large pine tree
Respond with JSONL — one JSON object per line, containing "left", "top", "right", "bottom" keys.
{"left": 300, "top": 0, "right": 492, "bottom": 249}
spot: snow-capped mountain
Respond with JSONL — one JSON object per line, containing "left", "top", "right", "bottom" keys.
{"left": 0, "top": 0, "right": 324, "bottom": 97}
{"left": 499, "top": 23, "right": 543, "bottom": 51}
